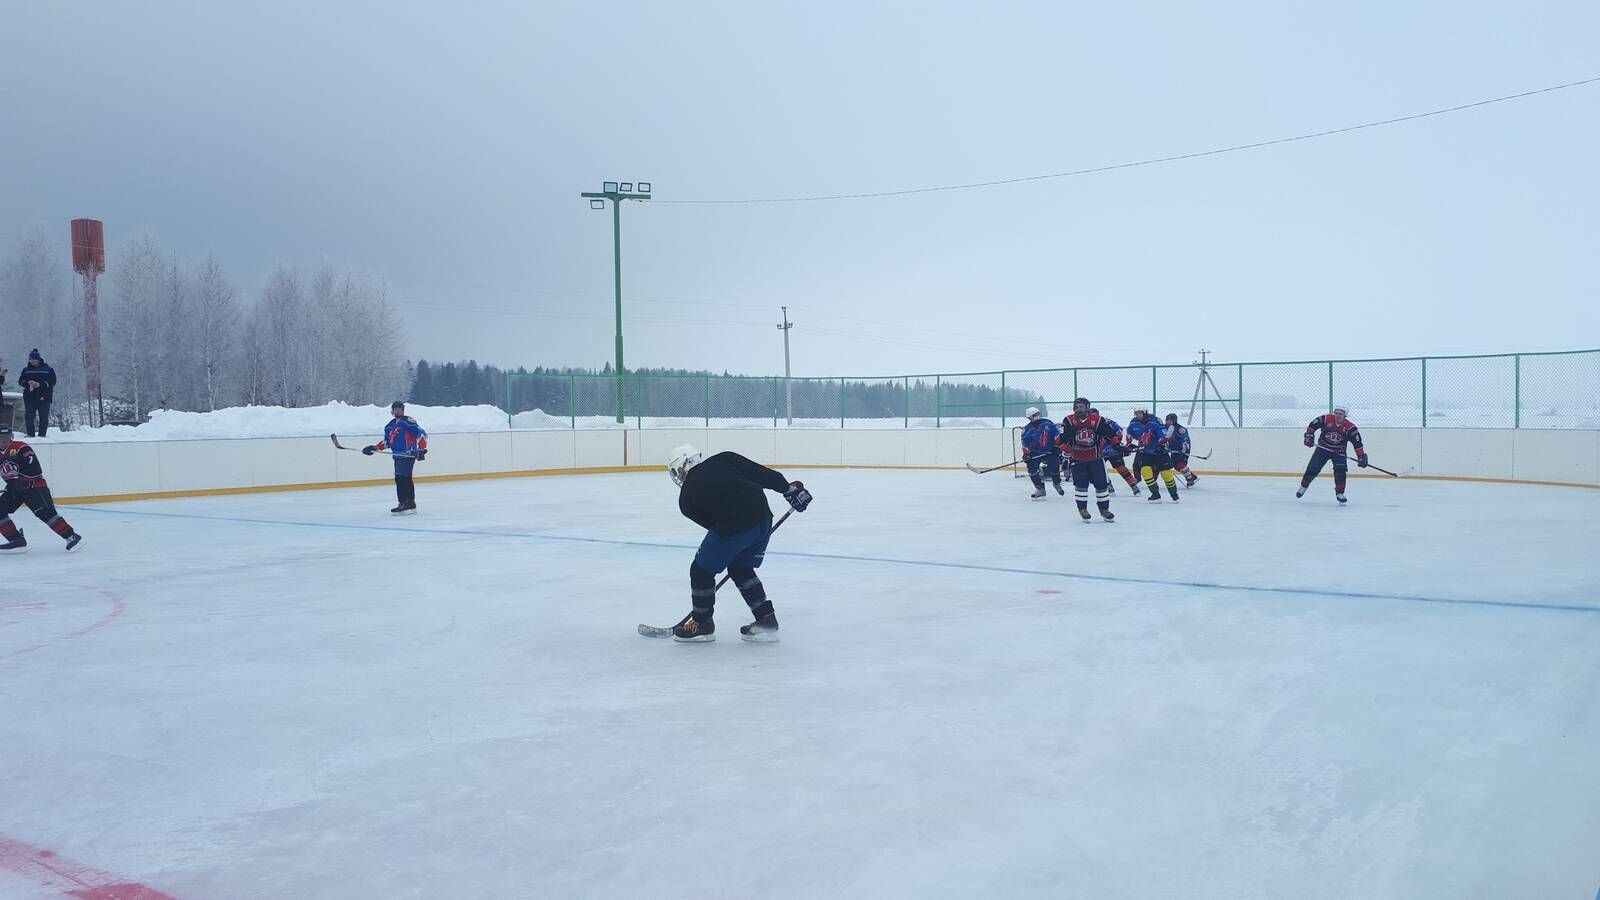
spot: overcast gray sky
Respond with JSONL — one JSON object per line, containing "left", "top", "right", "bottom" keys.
{"left": 4, "top": 0, "right": 1597, "bottom": 377}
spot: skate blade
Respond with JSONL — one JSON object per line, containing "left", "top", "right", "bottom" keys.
{"left": 390, "top": 509, "right": 418, "bottom": 516}
{"left": 740, "top": 631, "right": 780, "bottom": 643}
{"left": 0, "top": 546, "right": 29, "bottom": 554}
{"left": 672, "top": 633, "right": 715, "bottom": 643}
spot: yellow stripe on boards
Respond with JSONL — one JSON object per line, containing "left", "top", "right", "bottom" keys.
{"left": 51, "top": 463, "right": 1600, "bottom": 505}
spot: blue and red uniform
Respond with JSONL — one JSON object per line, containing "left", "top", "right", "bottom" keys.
{"left": 1019, "top": 417, "right": 1062, "bottom": 494}
{"left": 1163, "top": 417, "right": 1199, "bottom": 487}
{"left": 375, "top": 418, "right": 428, "bottom": 457}
{"left": 1126, "top": 413, "right": 1180, "bottom": 499}
{"left": 368, "top": 413, "right": 428, "bottom": 512}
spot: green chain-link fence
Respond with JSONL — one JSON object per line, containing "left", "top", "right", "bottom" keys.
{"left": 503, "top": 349, "right": 1600, "bottom": 430}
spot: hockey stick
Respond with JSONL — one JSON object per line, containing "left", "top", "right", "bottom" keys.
{"left": 1312, "top": 447, "right": 1399, "bottom": 477}
{"left": 330, "top": 434, "right": 416, "bottom": 458}
{"left": 965, "top": 459, "right": 1023, "bottom": 475}
{"left": 638, "top": 510, "right": 794, "bottom": 638}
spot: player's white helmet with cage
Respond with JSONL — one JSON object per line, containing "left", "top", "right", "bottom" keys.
{"left": 1024, "top": 407, "right": 1041, "bottom": 421}
{"left": 667, "top": 444, "right": 704, "bottom": 486}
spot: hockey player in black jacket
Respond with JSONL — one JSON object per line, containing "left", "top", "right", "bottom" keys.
{"left": 665, "top": 444, "right": 811, "bottom": 643}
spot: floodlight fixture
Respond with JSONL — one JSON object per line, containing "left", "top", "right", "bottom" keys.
{"left": 579, "top": 179, "right": 658, "bottom": 422}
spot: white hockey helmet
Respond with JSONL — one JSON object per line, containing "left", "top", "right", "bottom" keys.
{"left": 1332, "top": 405, "right": 1348, "bottom": 417}
{"left": 667, "top": 444, "right": 703, "bottom": 486}
{"left": 1024, "top": 406, "right": 1041, "bottom": 421}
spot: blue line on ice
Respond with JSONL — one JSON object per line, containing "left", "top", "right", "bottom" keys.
{"left": 68, "top": 505, "right": 1600, "bottom": 615}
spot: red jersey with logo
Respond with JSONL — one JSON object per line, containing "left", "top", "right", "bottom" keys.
{"left": 1057, "top": 413, "right": 1122, "bottom": 462}
{"left": 1306, "top": 415, "right": 1364, "bottom": 455}
{"left": 0, "top": 440, "right": 47, "bottom": 490}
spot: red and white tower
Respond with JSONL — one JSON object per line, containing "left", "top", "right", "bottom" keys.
{"left": 71, "top": 219, "right": 106, "bottom": 426}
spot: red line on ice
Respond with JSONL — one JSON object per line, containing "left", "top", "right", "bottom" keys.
{"left": 0, "top": 837, "right": 177, "bottom": 899}
{"left": 1, "top": 586, "right": 124, "bottom": 662}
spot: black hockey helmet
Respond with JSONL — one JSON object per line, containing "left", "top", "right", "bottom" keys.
{"left": 1073, "top": 397, "right": 1090, "bottom": 415}
{"left": 1165, "top": 413, "right": 1179, "bottom": 424}
{"left": 390, "top": 400, "right": 406, "bottom": 411}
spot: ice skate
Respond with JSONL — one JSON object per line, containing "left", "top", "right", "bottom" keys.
{"left": 739, "top": 613, "right": 779, "bottom": 643}
{"left": 672, "top": 611, "right": 715, "bottom": 642}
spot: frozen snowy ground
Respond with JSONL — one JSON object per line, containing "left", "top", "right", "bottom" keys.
{"left": 2, "top": 471, "right": 1598, "bottom": 899}
{"left": 33, "top": 399, "right": 1600, "bottom": 442}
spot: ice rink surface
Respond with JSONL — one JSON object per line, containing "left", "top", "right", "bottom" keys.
{"left": 3, "top": 469, "right": 1598, "bottom": 899}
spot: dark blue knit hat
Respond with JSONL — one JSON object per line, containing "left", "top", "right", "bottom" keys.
{"left": 27, "top": 349, "right": 41, "bottom": 360}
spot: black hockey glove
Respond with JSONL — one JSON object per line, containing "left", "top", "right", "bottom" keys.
{"left": 362, "top": 446, "right": 376, "bottom": 456}
{"left": 414, "top": 448, "right": 427, "bottom": 461}
{"left": 783, "top": 481, "right": 813, "bottom": 512}
{"left": 1356, "top": 453, "right": 1368, "bottom": 468}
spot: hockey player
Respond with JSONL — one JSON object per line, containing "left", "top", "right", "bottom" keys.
{"left": 1299, "top": 406, "right": 1367, "bottom": 503}
{"left": 666, "top": 444, "right": 811, "bottom": 643}
{"left": 0, "top": 423, "right": 82, "bottom": 552}
{"left": 1018, "top": 407, "right": 1063, "bottom": 499}
{"left": 1057, "top": 398, "right": 1120, "bottom": 522}
{"left": 1126, "top": 409, "right": 1180, "bottom": 501}
{"left": 362, "top": 401, "right": 427, "bottom": 514}
{"left": 1163, "top": 413, "right": 1199, "bottom": 488}
{"left": 1090, "top": 408, "right": 1139, "bottom": 494}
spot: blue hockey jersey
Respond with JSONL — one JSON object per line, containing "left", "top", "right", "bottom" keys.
{"left": 1019, "top": 418, "right": 1061, "bottom": 457}
{"left": 1126, "top": 418, "right": 1166, "bottom": 450}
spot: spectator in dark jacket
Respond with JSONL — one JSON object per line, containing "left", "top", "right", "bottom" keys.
{"left": 19, "top": 350, "right": 56, "bottom": 437}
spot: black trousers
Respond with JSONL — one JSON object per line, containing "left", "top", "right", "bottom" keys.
{"left": 393, "top": 456, "right": 416, "bottom": 504}
{"left": 1133, "top": 450, "right": 1172, "bottom": 474}
{"left": 0, "top": 484, "right": 60, "bottom": 521}
{"left": 1025, "top": 452, "right": 1061, "bottom": 487}
{"left": 24, "top": 399, "right": 51, "bottom": 437}
{"left": 1069, "top": 459, "right": 1110, "bottom": 491}
{"left": 1302, "top": 447, "right": 1348, "bottom": 487}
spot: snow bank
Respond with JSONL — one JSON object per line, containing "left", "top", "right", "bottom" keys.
{"left": 40, "top": 402, "right": 512, "bottom": 443}
{"left": 34, "top": 400, "right": 1594, "bottom": 443}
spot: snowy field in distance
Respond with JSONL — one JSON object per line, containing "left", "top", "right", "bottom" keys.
{"left": 32, "top": 400, "right": 1600, "bottom": 443}
{"left": 3, "top": 469, "right": 1598, "bottom": 899}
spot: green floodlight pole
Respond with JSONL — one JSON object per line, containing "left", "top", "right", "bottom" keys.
{"left": 581, "top": 181, "right": 653, "bottom": 423}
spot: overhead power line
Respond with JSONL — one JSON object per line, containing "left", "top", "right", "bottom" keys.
{"left": 653, "top": 74, "right": 1600, "bottom": 205}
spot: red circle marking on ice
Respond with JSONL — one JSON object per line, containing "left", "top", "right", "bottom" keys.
{"left": 0, "top": 586, "right": 124, "bottom": 662}
{"left": 1036, "top": 589, "right": 1062, "bottom": 595}
{"left": 0, "top": 836, "right": 177, "bottom": 899}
